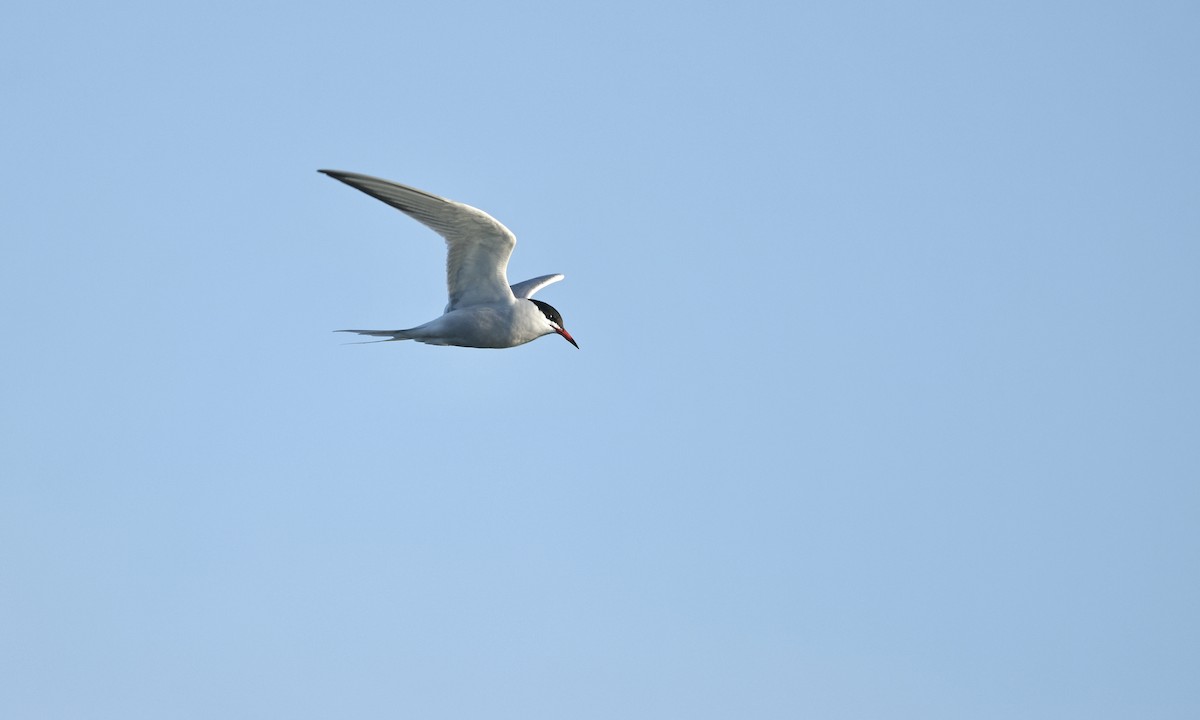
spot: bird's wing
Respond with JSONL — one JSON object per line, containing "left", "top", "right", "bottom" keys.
{"left": 509, "top": 273, "right": 564, "bottom": 299}
{"left": 319, "top": 170, "right": 516, "bottom": 309}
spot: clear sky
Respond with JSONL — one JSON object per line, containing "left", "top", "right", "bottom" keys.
{"left": 2, "top": 1, "right": 1198, "bottom": 718}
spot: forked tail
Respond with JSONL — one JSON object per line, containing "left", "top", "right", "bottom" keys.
{"left": 335, "top": 329, "right": 414, "bottom": 343}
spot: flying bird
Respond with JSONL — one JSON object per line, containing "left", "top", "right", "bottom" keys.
{"left": 320, "top": 170, "right": 578, "bottom": 349}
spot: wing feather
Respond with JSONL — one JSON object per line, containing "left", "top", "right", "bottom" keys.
{"left": 319, "top": 170, "right": 516, "bottom": 309}
{"left": 509, "top": 273, "right": 565, "bottom": 299}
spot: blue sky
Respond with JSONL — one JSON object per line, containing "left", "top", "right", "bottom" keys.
{"left": 2, "top": 1, "right": 1198, "bottom": 718}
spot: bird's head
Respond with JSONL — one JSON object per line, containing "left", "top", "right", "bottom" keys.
{"left": 530, "top": 299, "right": 579, "bottom": 349}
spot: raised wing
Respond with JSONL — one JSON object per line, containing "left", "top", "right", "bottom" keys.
{"left": 319, "top": 170, "right": 516, "bottom": 309}
{"left": 509, "top": 273, "right": 564, "bottom": 299}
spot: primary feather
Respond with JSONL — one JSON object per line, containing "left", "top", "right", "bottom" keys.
{"left": 319, "top": 170, "right": 517, "bottom": 310}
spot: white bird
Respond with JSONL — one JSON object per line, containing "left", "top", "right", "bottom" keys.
{"left": 320, "top": 170, "right": 578, "bottom": 349}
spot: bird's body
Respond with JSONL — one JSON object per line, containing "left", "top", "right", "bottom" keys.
{"left": 342, "top": 298, "right": 557, "bottom": 348}
{"left": 320, "top": 170, "right": 577, "bottom": 349}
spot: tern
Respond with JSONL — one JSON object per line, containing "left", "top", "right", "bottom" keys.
{"left": 320, "top": 170, "right": 578, "bottom": 349}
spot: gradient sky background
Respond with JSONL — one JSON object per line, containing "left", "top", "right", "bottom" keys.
{"left": 3, "top": 1, "right": 1198, "bottom": 718}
